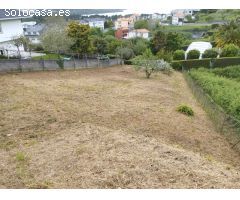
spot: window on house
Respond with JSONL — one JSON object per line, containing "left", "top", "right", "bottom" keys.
{"left": 0, "top": 23, "right": 2, "bottom": 33}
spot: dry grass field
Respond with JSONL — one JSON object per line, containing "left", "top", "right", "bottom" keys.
{"left": 1, "top": 65, "right": 240, "bottom": 188}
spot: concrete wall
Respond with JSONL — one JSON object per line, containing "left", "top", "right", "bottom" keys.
{"left": 0, "top": 58, "right": 121, "bottom": 73}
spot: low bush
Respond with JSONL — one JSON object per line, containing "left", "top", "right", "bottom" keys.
{"left": 132, "top": 49, "right": 173, "bottom": 78}
{"left": 56, "top": 58, "right": 64, "bottom": 69}
{"left": 0, "top": 55, "right": 7, "bottom": 59}
{"left": 187, "top": 49, "right": 200, "bottom": 60}
{"left": 221, "top": 44, "right": 240, "bottom": 58}
{"left": 116, "top": 47, "right": 135, "bottom": 60}
{"left": 31, "top": 44, "right": 44, "bottom": 52}
{"left": 173, "top": 50, "right": 185, "bottom": 61}
{"left": 202, "top": 48, "right": 219, "bottom": 58}
{"left": 156, "top": 50, "right": 173, "bottom": 62}
{"left": 124, "top": 60, "right": 132, "bottom": 65}
{"left": 177, "top": 105, "right": 194, "bottom": 116}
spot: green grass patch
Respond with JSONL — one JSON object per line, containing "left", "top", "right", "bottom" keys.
{"left": 32, "top": 53, "right": 60, "bottom": 60}
{"left": 177, "top": 104, "right": 194, "bottom": 116}
{"left": 162, "top": 25, "right": 211, "bottom": 32}
{"left": 16, "top": 152, "right": 26, "bottom": 162}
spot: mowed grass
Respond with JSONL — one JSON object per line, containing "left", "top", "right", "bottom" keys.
{"left": 1, "top": 66, "right": 240, "bottom": 188}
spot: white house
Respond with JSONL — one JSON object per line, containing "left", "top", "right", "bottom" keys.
{"left": 185, "top": 42, "right": 212, "bottom": 59}
{"left": 171, "top": 9, "right": 200, "bottom": 25}
{"left": 0, "top": 10, "right": 30, "bottom": 57}
{"left": 124, "top": 29, "right": 150, "bottom": 39}
{"left": 80, "top": 18, "right": 105, "bottom": 30}
{"left": 151, "top": 13, "right": 168, "bottom": 21}
{"left": 172, "top": 16, "right": 184, "bottom": 26}
{"left": 114, "top": 14, "right": 138, "bottom": 30}
{"left": 23, "top": 23, "right": 45, "bottom": 44}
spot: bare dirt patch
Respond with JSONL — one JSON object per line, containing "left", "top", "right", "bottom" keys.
{"left": 1, "top": 66, "right": 240, "bottom": 188}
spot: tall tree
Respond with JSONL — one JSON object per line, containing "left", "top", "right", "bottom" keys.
{"left": 104, "top": 20, "right": 114, "bottom": 29}
{"left": 134, "top": 20, "right": 149, "bottom": 29}
{"left": 67, "top": 22, "right": 92, "bottom": 58}
{"left": 92, "top": 37, "right": 107, "bottom": 55}
{"left": 41, "top": 24, "right": 73, "bottom": 56}
{"left": 165, "top": 32, "right": 185, "bottom": 52}
{"left": 150, "top": 30, "right": 167, "bottom": 54}
{"left": 214, "top": 20, "right": 240, "bottom": 47}
{"left": 11, "top": 36, "right": 27, "bottom": 59}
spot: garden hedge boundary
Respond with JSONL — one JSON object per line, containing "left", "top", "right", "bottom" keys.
{"left": 172, "top": 57, "right": 240, "bottom": 70}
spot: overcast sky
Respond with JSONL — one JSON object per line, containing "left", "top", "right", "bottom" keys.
{"left": 1, "top": 0, "right": 240, "bottom": 10}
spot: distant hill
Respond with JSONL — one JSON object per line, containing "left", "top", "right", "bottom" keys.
{"left": 22, "top": 9, "right": 125, "bottom": 23}
{"left": 68, "top": 9, "right": 124, "bottom": 15}
{"left": 196, "top": 9, "right": 240, "bottom": 23}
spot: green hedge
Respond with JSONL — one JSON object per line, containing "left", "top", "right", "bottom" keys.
{"left": 172, "top": 57, "right": 240, "bottom": 70}
{"left": 189, "top": 69, "right": 240, "bottom": 121}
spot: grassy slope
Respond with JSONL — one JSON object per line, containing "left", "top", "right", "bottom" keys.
{"left": 1, "top": 66, "right": 240, "bottom": 188}
{"left": 196, "top": 10, "right": 240, "bottom": 23}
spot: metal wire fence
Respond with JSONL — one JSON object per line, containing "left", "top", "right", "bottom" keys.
{"left": 183, "top": 72, "right": 240, "bottom": 151}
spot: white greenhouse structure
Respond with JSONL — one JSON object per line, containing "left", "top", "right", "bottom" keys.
{"left": 185, "top": 42, "right": 212, "bottom": 59}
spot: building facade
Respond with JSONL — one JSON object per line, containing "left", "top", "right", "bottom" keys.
{"left": 80, "top": 18, "right": 105, "bottom": 30}
{"left": 0, "top": 10, "right": 30, "bottom": 57}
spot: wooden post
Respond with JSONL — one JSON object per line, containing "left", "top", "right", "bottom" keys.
{"left": 73, "top": 55, "right": 76, "bottom": 70}
{"left": 41, "top": 58, "right": 45, "bottom": 71}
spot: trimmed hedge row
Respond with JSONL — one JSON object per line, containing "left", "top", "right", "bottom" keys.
{"left": 189, "top": 69, "right": 240, "bottom": 121}
{"left": 172, "top": 57, "right": 240, "bottom": 70}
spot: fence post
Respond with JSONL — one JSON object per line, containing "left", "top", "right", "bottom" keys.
{"left": 41, "top": 58, "right": 45, "bottom": 71}
{"left": 73, "top": 56, "right": 76, "bottom": 70}
{"left": 97, "top": 58, "right": 100, "bottom": 67}
{"left": 219, "top": 114, "right": 227, "bottom": 133}
{"left": 18, "top": 58, "right": 22, "bottom": 72}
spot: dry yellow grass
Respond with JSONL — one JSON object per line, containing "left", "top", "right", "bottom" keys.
{"left": 1, "top": 66, "right": 240, "bottom": 188}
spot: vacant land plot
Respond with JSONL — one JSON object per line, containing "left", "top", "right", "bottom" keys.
{"left": 1, "top": 66, "right": 240, "bottom": 188}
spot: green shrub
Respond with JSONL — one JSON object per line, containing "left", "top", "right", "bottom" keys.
{"left": 116, "top": 47, "right": 135, "bottom": 60}
{"left": 177, "top": 105, "right": 194, "bottom": 116}
{"left": 171, "top": 61, "right": 183, "bottom": 70}
{"left": 221, "top": 44, "right": 240, "bottom": 57}
{"left": 187, "top": 49, "right": 200, "bottom": 59}
{"left": 156, "top": 50, "right": 173, "bottom": 62}
{"left": 173, "top": 50, "right": 185, "bottom": 60}
{"left": 124, "top": 60, "right": 133, "bottom": 65}
{"left": 30, "top": 44, "right": 44, "bottom": 52}
{"left": 0, "top": 55, "right": 7, "bottom": 59}
{"left": 133, "top": 58, "right": 172, "bottom": 78}
{"left": 56, "top": 58, "right": 64, "bottom": 69}
{"left": 202, "top": 48, "right": 219, "bottom": 58}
